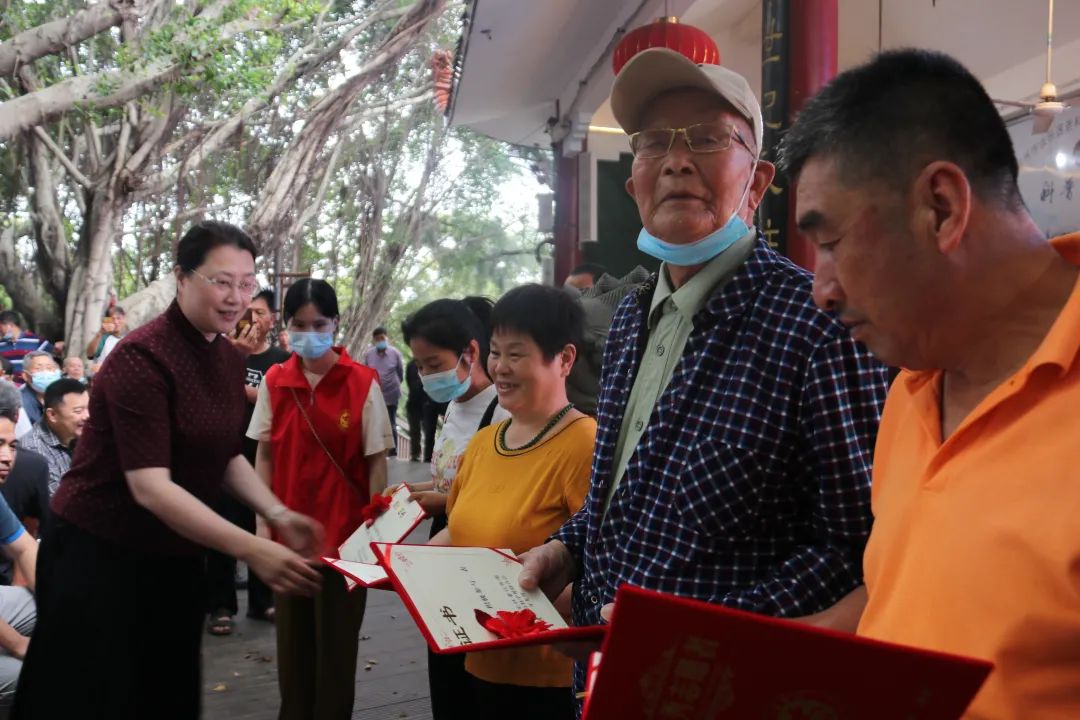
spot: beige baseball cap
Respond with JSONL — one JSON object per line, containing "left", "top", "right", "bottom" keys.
{"left": 611, "top": 48, "right": 763, "bottom": 155}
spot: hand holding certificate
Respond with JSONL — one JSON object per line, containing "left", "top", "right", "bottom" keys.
{"left": 371, "top": 543, "right": 605, "bottom": 653}
{"left": 322, "top": 485, "right": 427, "bottom": 589}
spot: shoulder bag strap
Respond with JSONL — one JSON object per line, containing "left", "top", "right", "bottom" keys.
{"left": 288, "top": 387, "right": 365, "bottom": 502}
{"left": 477, "top": 396, "right": 499, "bottom": 431}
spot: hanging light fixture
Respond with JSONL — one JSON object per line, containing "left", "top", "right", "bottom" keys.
{"left": 612, "top": 17, "right": 720, "bottom": 75}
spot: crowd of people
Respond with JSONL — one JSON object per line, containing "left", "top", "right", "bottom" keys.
{"left": 0, "top": 44, "right": 1071, "bottom": 720}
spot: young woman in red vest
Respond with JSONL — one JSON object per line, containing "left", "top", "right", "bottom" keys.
{"left": 248, "top": 278, "right": 394, "bottom": 720}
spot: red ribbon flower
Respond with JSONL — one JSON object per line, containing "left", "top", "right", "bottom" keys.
{"left": 474, "top": 609, "right": 553, "bottom": 639}
{"left": 360, "top": 494, "right": 392, "bottom": 526}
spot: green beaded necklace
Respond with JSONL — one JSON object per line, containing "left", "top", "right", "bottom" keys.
{"left": 498, "top": 403, "right": 575, "bottom": 452}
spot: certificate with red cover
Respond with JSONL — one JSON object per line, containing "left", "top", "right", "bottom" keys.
{"left": 321, "top": 485, "right": 426, "bottom": 589}
{"left": 582, "top": 585, "right": 993, "bottom": 720}
{"left": 371, "top": 543, "right": 605, "bottom": 654}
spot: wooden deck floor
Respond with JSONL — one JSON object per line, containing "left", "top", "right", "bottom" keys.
{"left": 202, "top": 460, "right": 434, "bottom": 720}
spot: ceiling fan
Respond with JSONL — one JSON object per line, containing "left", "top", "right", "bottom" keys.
{"left": 992, "top": 0, "right": 1077, "bottom": 134}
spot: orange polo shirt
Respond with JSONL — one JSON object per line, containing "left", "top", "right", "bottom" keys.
{"left": 858, "top": 233, "right": 1080, "bottom": 719}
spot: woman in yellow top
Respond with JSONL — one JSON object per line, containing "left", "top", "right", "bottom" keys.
{"left": 432, "top": 283, "right": 595, "bottom": 720}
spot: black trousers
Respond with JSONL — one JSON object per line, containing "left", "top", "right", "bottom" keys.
{"left": 406, "top": 404, "right": 424, "bottom": 461}
{"left": 387, "top": 403, "right": 399, "bottom": 456}
{"left": 14, "top": 519, "right": 205, "bottom": 720}
{"left": 470, "top": 676, "right": 576, "bottom": 720}
{"left": 406, "top": 404, "right": 441, "bottom": 462}
{"left": 205, "top": 491, "right": 273, "bottom": 617}
{"left": 426, "top": 513, "right": 475, "bottom": 719}
{"left": 421, "top": 402, "right": 443, "bottom": 461}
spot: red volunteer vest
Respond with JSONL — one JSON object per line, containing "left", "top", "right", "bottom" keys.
{"left": 264, "top": 347, "right": 378, "bottom": 554}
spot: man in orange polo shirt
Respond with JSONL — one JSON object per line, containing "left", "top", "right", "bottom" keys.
{"left": 779, "top": 49, "right": 1080, "bottom": 719}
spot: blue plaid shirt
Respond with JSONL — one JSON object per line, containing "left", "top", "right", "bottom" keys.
{"left": 555, "top": 239, "right": 887, "bottom": 639}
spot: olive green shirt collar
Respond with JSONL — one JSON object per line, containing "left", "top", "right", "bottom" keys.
{"left": 648, "top": 229, "right": 758, "bottom": 329}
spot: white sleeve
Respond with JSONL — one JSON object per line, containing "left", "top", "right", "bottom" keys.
{"left": 14, "top": 411, "right": 31, "bottom": 440}
{"left": 363, "top": 384, "right": 395, "bottom": 455}
{"left": 246, "top": 379, "right": 273, "bottom": 442}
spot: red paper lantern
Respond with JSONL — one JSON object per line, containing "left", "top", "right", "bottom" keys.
{"left": 612, "top": 17, "right": 720, "bottom": 75}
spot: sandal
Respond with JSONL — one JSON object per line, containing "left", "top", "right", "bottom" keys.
{"left": 207, "top": 611, "right": 235, "bottom": 636}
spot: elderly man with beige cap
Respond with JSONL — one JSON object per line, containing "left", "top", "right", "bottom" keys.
{"left": 518, "top": 48, "right": 889, "bottom": 703}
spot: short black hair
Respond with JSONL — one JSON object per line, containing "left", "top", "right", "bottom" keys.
{"left": 372, "top": 326, "right": 388, "bottom": 338}
{"left": 0, "top": 310, "right": 23, "bottom": 327}
{"left": 402, "top": 297, "right": 495, "bottom": 376}
{"left": 44, "top": 378, "right": 87, "bottom": 412}
{"left": 779, "top": 49, "right": 1022, "bottom": 209}
{"left": 283, "top": 278, "right": 338, "bottom": 322}
{"left": 569, "top": 263, "right": 606, "bottom": 280}
{"left": 175, "top": 221, "right": 258, "bottom": 273}
{"left": 106, "top": 305, "right": 125, "bottom": 317}
{"left": 0, "top": 356, "right": 11, "bottom": 376}
{"left": 491, "top": 284, "right": 584, "bottom": 361}
{"left": 252, "top": 289, "right": 276, "bottom": 308}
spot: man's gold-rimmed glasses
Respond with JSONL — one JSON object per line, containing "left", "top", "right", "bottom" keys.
{"left": 628, "top": 122, "right": 754, "bottom": 159}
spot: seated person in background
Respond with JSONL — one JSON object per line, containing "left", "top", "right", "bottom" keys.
{"left": 18, "top": 379, "right": 87, "bottom": 497}
{"left": 0, "top": 402, "right": 40, "bottom": 718}
{"left": 84, "top": 305, "right": 127, "bottom": 366}
{"left": 0, "top": 373, "right": 27, "bottom": 445}
{"left": 60, "top": 357, "right": 85, "bottom": 384}
{"left": 0, "top": 383, "right": 49, "bottom": 586}
{"left": 431, "top": 284, "right": 595, "bottom": 720}
{"left": 0, "top": 314, "right": 51, "bottom": 386}
{"left": 17, "top": 353, "right": 60, "bottom": 429}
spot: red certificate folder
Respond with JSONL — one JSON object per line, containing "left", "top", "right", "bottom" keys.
{"left": 372, "top": 542, "right": 606, "bottom": 654}
{"left": 583, "top": 585, "right": 992, "bottom": 720}
{"left": 321, "top": 484, "right": 427, "bottom": 589}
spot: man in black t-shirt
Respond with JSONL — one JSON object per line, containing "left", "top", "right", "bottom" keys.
{"left": 206, "top": 289, "right": 290, "bottom": 634}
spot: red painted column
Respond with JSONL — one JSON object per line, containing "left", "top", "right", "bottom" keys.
{"left": 786, "top": 0, "right": 837, "bottom": 272}
{"left": 552, "top": 144, "right": 582, "bottom": 285}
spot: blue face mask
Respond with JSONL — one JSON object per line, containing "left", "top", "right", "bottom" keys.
{"left": 30, "top": 370, "right": 62, "bottom": 394}
{"left": 375, "top": 340, "right": 388, "bottom": 351}
{"left": 420, "top": 356, "right": 472, "bottom": 404}
{"left": 637, "top": 160, "right": 758, "bottom": 266}
{"left": 289, "top": 331, "right": 334, "bottom": 360}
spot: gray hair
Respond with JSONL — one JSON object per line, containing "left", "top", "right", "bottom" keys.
{"left": 23, "top": 350, "right": 57, "bottom": 369}
{"left": 0, "top": 380, "right": 21, "bottom": 424}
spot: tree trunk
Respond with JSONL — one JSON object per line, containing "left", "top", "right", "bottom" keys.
{"left": 24, "top": 129, "right": 71, "bottom": 308}
{"left": 0, "top": 225, "right": 55, "bottom": 336}
{"left": 117, "top": 272, "right": 176, "bottom": 330}
{"left": 66, "top": 188, "right": 124, "bottom": 352}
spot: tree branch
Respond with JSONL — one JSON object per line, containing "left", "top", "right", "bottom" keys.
{"left": 0, "top": 12, "right": 268, "bottom": 140}
{"left": 246, "top": 0, "right": 448, "bottom": 255}
{"left": 0, "top": 1, "right": 127, "bottom": 78}
{"left": 134, "top": 5, "right": 406, "bottom": 198}
{"left": 31, "top": 126, "right": 92, "bottom": 187}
